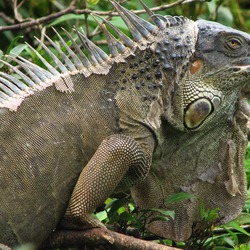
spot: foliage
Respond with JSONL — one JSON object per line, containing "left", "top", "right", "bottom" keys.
{"left": 0, "top": 0, "right": 250, "bottom": 249}
{"left": 95, "top": 193, "right": 191, "bottom": 236}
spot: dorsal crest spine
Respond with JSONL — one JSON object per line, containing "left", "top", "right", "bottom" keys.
{"left": 0, "top": 1, "right": 188, "bottom": 111}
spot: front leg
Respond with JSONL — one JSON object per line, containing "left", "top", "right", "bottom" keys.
{"left": 61, "top": 134, "right": 151, "bottom": 229}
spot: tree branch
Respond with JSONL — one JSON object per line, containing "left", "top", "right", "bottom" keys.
{"left": 0, "top": 0, "right": 207, "bottom": 32}
{"left": 41, "top": 228, "right": 182, "bottom": 250}
{"left": 0, "top": 6, "right": 75, "bottom": 32}
{"left": 0, "top": 12, "right": 15, "bottom": 24}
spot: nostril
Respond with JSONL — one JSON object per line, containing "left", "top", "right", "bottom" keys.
{"left": 233, "top": 68, "right": 241, "bottom": 72}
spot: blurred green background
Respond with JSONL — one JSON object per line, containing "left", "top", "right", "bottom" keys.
{"left": 0, "top": 0, "right": 250, "bottom": 51}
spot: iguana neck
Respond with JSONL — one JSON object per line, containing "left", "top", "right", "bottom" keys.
{"left": 105, "top": 47, "right": 167, "bottom": 155}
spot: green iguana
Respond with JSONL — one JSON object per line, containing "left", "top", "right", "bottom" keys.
{"left": 1, "top": 0, "right": 250, "bottom": 247}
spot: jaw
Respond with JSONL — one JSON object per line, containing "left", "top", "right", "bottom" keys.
{"left": 228, "top": 58, "right": 250, "bottom": 99}
{"left": 234, "top": 57, "right": 250, "bottom": 66}
{"left": 166, "top": 62, "right": 250, "bottom": 133}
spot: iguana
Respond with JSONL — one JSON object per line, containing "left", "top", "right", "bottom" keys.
{"left": 0, "top": 0, "right": 250, "bottom": 247}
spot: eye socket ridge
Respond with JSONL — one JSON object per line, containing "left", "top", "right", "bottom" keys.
{"left": 225, "top": 37, "right": 243, "bottom": 51}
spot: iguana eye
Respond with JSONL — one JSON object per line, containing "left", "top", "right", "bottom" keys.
{"left": 226, "top": 38, "right": 242, "bottom": 50}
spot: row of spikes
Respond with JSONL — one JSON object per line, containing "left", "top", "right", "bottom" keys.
{"left": 0, "top": 0, "right": 187, "bottom": 111}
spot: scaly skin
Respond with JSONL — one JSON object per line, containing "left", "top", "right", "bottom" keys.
{"left": 131, "top": 20, "right": 250, "bottom": 240}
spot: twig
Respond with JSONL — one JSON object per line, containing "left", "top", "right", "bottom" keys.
{"left": 0, "top": 12, "right": 15, "bottom": 24}
{"left": 13, "top": 0, "right": 31, "bottom": 23}
{"left": 41, "top": 228, "right": 182, "bottom": 250}
{"left": 0, "top": 6, "right": 75, "bottom": 32}
{"left": 0, "top": 0, "right": 206, "bottom": 32}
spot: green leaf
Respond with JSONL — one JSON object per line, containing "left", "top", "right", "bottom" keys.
{"left": 95, "top": 211, "right": 107, "bottom": 222}
{"left": 0, "top": 19, "right": 14, "bottom": 42}
{"left": 105, "top": 198, "right": 127, "bottom": 219}
{"left": 217, "top": 6, "right": 234, "bottom": 27}
{"left": 236, "top": 243, "right": 250, "bottom": 250}
{"left": 235, "top": 212, "right": 250, "bottom": 224}
{"left": 149, "top": 215, "right": 171, "bottom": 223}
{"left": 118, "top": 206, "right": 126, "bottom": 215}
{"left": 105, "top": 198, "right": 119, "bottom": 210}
{"left": 206, "top": 0, "right": 216, "bottom": 16}
{"left": 119, "top": 211, "right": 135, "bottom": 223}
{"left": 165, "top": 192, "right": 196, "bottom": 204}
{"left": 47, "top": 14, "right": 85, "bottom": 27}
{"left": 6, "top": 36, "right": 24, "bottom": 55}
{"left": 129, "top": 203, "right": 135, "bottom": 212}
{"left": 214, "top": 247, "right": 235, "bottom": 250}
{"left": 0, "top": 50, "right": 3, "bottom": 68}
{"left": 95, "top": 210, "right": 108, "bottom": 222}
{"left": 223, "top": 226, "right": 239, "bottom": 246}
{"left": 222, "top": 236, "right": 235, "bottom": 247}
{"left": 13, "top": 243, "right": 36, "bottom": 250}
{"left": 200, "top": 202, "right": 219, "bottom": 221}
{"left": 9, "top": 44, "right": 28, "bottom": 57}
{"left": 145, "top": 208, "right": 175, "bottom": 219}
{"left": 104, "top": 197, "right": 114, "bottom": 205}
{"left": 88, "top": 0, "right": 100, "bottom": 5}
{"left": 225, "top": 221, "right": 250, "bottom": 237}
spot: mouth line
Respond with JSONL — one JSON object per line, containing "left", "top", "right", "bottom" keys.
{"left": 234, "top": 64, "right": 250, "bottom": 70}
{"left": 233, "top": 57, "right": 250, "bottom": 68}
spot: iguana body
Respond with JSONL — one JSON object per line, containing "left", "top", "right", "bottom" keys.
{"left": 0, "top": 1, "right": 250, "bottom": 247}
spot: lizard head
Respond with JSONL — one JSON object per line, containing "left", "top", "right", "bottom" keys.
{"left": 166, "top": 20, "right": 250, "bottom": 131}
